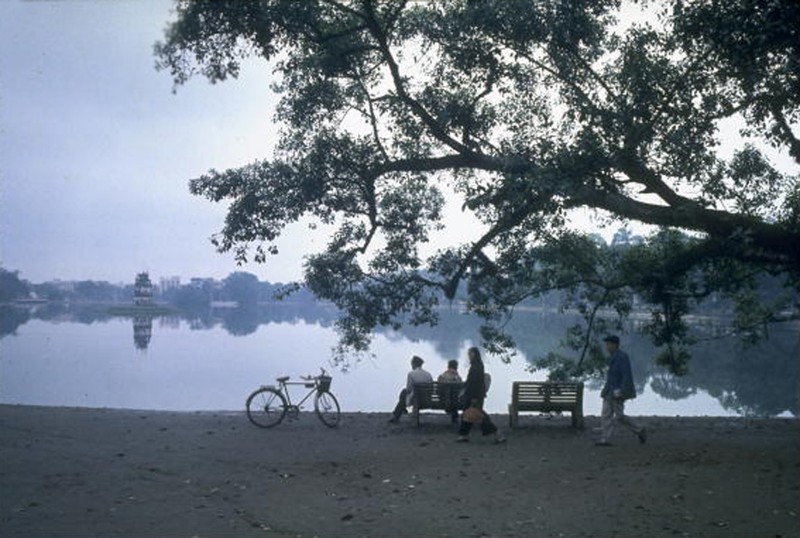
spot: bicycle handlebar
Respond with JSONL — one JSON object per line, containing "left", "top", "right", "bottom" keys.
{"left": 299, "top": 368, "right": 329, "bottom": 381}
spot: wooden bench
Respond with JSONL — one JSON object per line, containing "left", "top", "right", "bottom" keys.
{"left": 508, "top": 381, "right": 584, "bottom": 429}
{"left": 411, "top": 382, "right": 465, "bottom": 427}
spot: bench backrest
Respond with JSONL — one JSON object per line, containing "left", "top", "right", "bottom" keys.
{"left": 512, "top": 381, "right": 584, "bottom": 409}
{"left": 413, "top": 382, "right": 464, "bottom": 409}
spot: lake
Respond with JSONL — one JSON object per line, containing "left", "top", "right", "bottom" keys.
{"left": 1, "top": 303, "right": 797, "bottom": 417}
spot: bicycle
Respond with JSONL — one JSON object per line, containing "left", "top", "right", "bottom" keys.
{"left": 245, "top": 368, "right": 341, "bottom": 428}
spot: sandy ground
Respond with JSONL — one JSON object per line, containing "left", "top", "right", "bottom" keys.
{"left": 1, "top": 405, "right": 798, "bottom": 538}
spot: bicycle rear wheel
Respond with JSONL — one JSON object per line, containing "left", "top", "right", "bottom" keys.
{"left": 246, "top": 387, "right": 287, "bottom": 428}
{"left": 314, "top": 391, "right": 340, "bottom": 428}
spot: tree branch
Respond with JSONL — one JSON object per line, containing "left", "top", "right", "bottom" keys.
{"left": 770, "top": 105, "right": 800, "bottom": 165}
{"left": 573, "top": 186, "right": 800, "bottom": 269}
{"left": 320, "top": 0, "right": 366, "bottom": 20}
{"left": 361, "top": 2, "right": 478, "bottom": 156}
{"left": 509, "top": 47, "right": 607, "bottom": 118}
{"left": 575, "top": 289, "right": 610, "bottom": 371}
{"left": 556, "top": 43, "right": 620, "bottom": 103}
{"left": 613, "top": 149, "right": 698, "bottom": 208}
{"left": 355, "top": 71, "right": 390, "bottom": 160}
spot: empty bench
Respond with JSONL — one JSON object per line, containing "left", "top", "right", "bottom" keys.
{"left": 412, "top": 382, "right": 465, "bottom": 427}
{"left": 508, "top": 381, "right": 584, "bottom": 429}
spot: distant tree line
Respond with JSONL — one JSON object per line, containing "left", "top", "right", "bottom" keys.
{"left": 164, "top": 272, "right": 319, "bottom": 310}
{"left": 0, "top": 268, "right": 318, "bottom": 309}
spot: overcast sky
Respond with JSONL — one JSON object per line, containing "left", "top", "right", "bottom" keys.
{"left": 0, "top": 0, "right": 313, "bottom": 284}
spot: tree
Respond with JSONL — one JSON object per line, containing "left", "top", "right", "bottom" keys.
{"left": 0, "top": 269, "right": 30, "bottom": 303}
{"left": 73, "top": 280, "right": 119, "bottom": 303}
{"left": 156, "top": 0, "right": 799, "bottom": 372}
{"left": 222, "top": 271, "right": 261, "bottom": 306}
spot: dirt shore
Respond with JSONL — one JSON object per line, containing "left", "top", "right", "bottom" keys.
{"left": 1, "top": 405, "right": 798, "bottom": 538}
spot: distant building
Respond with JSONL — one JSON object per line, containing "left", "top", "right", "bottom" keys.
{"left": 189, "top": 277, "right": 216, "bottom": 289}
{"left": 51, "top": 279, "right": 75, "bottom": 293}
{"left": 159, "top": 276, "right": 180, "bottom": 294}
{"left": 134, "top": 272, "right": 153, "bottom": 306}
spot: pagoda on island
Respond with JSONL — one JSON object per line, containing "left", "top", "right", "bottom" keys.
{"left": 133, "top": 272, "right": 153, "bottom": 306}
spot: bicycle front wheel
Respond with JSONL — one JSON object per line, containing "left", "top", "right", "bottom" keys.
{"left": 246, "top": 387, "right": 287, "bottom": 428}
{"left": 315, "top": 391, "right": 341, "bottom": 428}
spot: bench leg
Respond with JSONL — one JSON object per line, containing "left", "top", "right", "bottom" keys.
{"left": 508, "top": 404, "right": 518, "bottom": 429}
{"left": 413, "top": 405, "right": 420, "bottom": 428}
{"left": 572, "top": 409, "right": 584, "bottom": 429}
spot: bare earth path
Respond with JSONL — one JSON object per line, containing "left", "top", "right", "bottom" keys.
{"left": 1, "top": 405, "right": 798, "bottom": 537}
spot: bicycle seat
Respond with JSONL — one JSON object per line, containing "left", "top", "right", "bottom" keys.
{"left": 276, "top": 376, "right": 290, "bottom": 383}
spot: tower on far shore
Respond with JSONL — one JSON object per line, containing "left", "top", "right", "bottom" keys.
{"left": 134, "top": 272, "right": 153, "bottom": 306}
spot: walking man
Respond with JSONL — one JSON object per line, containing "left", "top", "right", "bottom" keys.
{"left": 596, "top": 335, "right": 647, "bottom": 446}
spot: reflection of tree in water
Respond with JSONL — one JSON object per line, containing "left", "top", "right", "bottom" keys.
{"left": 649, "top": 373, "right": 698, "bottom": 401}
{"left": 132, "top": 316, "right": 153, "bottom": 351}
{"left": 178, "top": 303, "right": 340, "bottom": 336}
{"left": 392, "top": 308, "right": 568, "bottom": 364}
{"left": 0, "top": 306, "right": 30, "bottom": 337}
{"left": 221, "top": 305, "right": 260, "bottom": 336}
{"left": 385, "top": 309, "right": 483, "bottom": 359}
{"left": 669, "top": 326, "right": 799, "bottom": 416}
{"left": 4, "top": 302, "right": 797, "bottom": 415}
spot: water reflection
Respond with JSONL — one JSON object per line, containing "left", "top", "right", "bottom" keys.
{"left": 132, "top": 316, "right": 153, "bottom": 351}
{"left": 0, "top": 305, "right": 30, "bottom": 337}
{"left": 1, "top": 303, "right": 797, "bottom": 416}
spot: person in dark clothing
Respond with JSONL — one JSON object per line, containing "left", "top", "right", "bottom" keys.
{"left": 437, "top": 359, "right": 463, "bottom": 424}
{"left": 596, "top": 335, "right": 646, "bottom": 446}
{"left": 456, "top": 347, "right": 506, "bottom": 444}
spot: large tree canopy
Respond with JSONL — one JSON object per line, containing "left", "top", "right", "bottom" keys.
{"left": 156, "top": 0, "right": 799, "bottom": 374}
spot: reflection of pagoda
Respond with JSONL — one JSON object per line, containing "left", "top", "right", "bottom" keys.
{"left": 134, "top": 272, "right": 153, "bottom": 306}
{"left": 132, "top": 272, "right": 154, "bottom": 351}
{"left": 133, "top": 315, "right": 153, "bottom": 350}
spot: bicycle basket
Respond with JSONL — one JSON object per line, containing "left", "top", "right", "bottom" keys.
{"left": 317, "top": 375, "right": 332, "bottom": 392}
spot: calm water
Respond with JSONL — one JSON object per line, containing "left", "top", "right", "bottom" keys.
{"left": 1, "top": 304, "right": 797, "bottom": 417}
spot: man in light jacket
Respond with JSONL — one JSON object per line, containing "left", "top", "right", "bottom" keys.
{"left": 388, "top": 355, "right": 433, "bottom": 423}
{"left": 596, "top": 335, "right": 647, "bottom": 446}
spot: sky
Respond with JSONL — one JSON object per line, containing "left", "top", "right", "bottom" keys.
{"left": 0, "top": 0, "right": 308, "bottom": 284}
{"left": 0, "top": 0, "right": 491, "bottom": 286}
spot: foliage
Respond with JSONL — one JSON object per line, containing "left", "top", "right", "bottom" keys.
{"left": 157, "top": 0, "right": 800, "bottom": 373}
{"left": 0, "top": 268, "right": 31, "bottom": 302}
{"left": 222, "top": 271, "right": 261, "bottom": 306}
{"left": 73, "top": 280, "right": 123, "bottom": 303}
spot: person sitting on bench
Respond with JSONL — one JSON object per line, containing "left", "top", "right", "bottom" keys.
{"left": 437, "top": 359, "right": 463, "bottom": 423}
{"left": 388, "top": 355, "right": 433, "bottom": 423}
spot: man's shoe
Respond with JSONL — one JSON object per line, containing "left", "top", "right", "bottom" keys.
{"left": 638, "top": 427, "right": 647, "bottom": 444}
{"left": 455, "top": 436, "right": 469, "bottom": 443}
{"left": 388, "top": 417, "right": 399, "bottom": 424}
{"left": 594, "top": 441, "right": 612, "bottom": 447}
{"left": 494, "top": 435, "right": 507, "bottom": 444}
